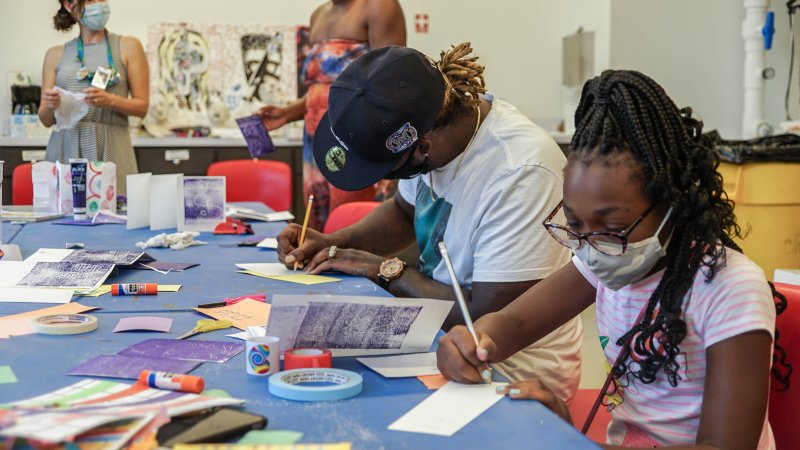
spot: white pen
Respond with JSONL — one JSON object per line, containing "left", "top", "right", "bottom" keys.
{"left": 438, "top": 241, "right": 491, "bottom": 383}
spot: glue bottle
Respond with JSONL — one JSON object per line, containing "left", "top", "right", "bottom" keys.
{"left": 138, "top": 370, "right": 204, "bottom": 394}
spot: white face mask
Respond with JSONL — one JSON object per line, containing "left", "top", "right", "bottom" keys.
{"left": 574, "top": 207, "right": 673, "bottom": 290}
{"left": 81, "top": 1, "right": 111, "bottom": 31}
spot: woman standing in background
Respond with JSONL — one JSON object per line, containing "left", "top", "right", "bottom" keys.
{"left": 39, "top": 0, "right": 148, "bottom": 197}
{"left": 260, "top": 0, "right": 406, "bottom": 231}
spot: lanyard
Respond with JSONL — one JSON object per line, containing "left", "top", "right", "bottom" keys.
{"left": 76, "top": 29, "right": 119, "bottom": 86}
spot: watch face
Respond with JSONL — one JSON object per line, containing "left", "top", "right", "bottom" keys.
{"left": 381, "top": 258, "right": 405, "bottom": 278}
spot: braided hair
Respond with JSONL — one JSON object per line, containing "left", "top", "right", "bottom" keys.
{"left": 434, "top": 42, "right": 486, "bottom": 128}
{"left": 570, "top": 70, "right": 788, "bottom": 387}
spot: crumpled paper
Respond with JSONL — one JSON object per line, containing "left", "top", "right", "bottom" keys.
{"left": 54, "top": 87, "right": 88, "bottom": 131}
{"left": 135, "top": 231, "right": 207, "bottom": 250}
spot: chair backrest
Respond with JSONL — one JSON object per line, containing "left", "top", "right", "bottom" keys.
{"left": 323, "top": 201, "right": 381, "bottom": 234}
{"left": 769, "top": 282, "right": 800, "bottom": 449}
{"left": 567, "top": 388, "right": 612, "bottom": 444}
{"left": 207, "top": 159, "right": 292, "bottom": 212}
{"left": 12, "top": 162, "right": 33, "bottom": 205}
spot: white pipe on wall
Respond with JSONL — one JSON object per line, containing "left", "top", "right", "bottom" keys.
{"left": 742, "top": 0, "right": 770, "bottom": 138}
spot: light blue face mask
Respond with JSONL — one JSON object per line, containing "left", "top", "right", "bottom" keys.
{"left": 81, "top": 2, "right": 111, "bottom": 31}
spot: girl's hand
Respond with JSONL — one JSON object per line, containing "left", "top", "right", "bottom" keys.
{"left": 496, "top": 379, "right": 572, "bottom": 423}
{"left": 437, "top": 326, "right": 496, "bottom": 384}
{"left": 83, "top": 87, "right": 114, "bottom": 108}
{"left": 42, "top": 88, "right": 60, "bottom": 110}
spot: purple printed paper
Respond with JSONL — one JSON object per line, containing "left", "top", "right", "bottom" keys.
{"left": 113, "top": 316, "right": 173, "bottom": 333}
{"left": 236, "top": 114, "right": 275, "bottom": 157}
{"left": 117, "top": 338, "right": 243, "bottom": 363}
{"left": 66, "top": 354, "right": 199, "bottom": 379}
{"left": 181, "top": 177, "right": 226, "bottom": 232}
{"left": 52, "top": 219, "right": 100, "bottom": 226}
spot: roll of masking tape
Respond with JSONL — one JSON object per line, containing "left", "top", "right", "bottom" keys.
{"left": 31, "top": 314, "right": 98, "bottom": 335}
{"left": 268, "top": 368, "right": 363, "bottom": 402}
{"left": 284, "top": 348, "right": 333, "bottom": 370}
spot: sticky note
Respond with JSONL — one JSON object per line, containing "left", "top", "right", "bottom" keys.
{"left": 0, "top": 365, "right": 18, "bottom": 384}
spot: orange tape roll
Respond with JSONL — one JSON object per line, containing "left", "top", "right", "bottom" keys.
{"left": 283, "top": 348, "right": 333, "bottom": 370}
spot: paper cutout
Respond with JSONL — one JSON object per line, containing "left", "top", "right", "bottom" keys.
{"left": 194, "top": 298, "right": 271, "bottom": 331}
{"left": 257, "top": 237, "right": 279, "bottom": 249}
{"left": 118, "top": 338, "right": 244, "bottom": 363}
{"left": 0, "top": 287, "right": 75, "bottom": 304}
{"left": 0, "top": 365, "right": 18, "bottom": 384}
{"left": 388, "top": 381, "right": 508, "bottom": 436}
{"left": 130, "top": 262, "right": 198, "bottom": 272}
{"left": 67, "top": 355, "right": 200, "bottom": 379}
{"left": 236, "top": 114, "right": 276, "bottom": 157}
{"left": 227, "top": 326, "right": 266, "bottom": 340}
{"left": 237, "top": 430, "right": 303, "bottom": 445}
{"left": 178, "top": 176, "right": 226, "bottom": 232}
{"left": 417, "top": 374, "right": 448, "bottom": 390}
{"left": 357, "top": 352, "right": 440, "bottom": 378}
{"left": 0, "top": 302, "right": 96, "bottom": 338}
{"left": 174, "top": 444, "right": 350, "bottom": 450}
{"left": 113, "top": 316, "right": 173, "bottom": 333}
{"left": 201, "top": 389, "right": 232, "bottom": 398}
{"left": 267, "top": 294, "right": 452, "bottom": 357}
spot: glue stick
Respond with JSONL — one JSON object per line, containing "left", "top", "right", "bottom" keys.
{"left": 111, "top": 283, "right": 158, "bottom": 296}
{"left": 138, "top": 370, "right": 204, "bottom": 394}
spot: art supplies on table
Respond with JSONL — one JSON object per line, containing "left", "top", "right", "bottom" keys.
{"left": 177, "top": 319, "right": 235, "bottom": 339}
{"left": 357, "top": 352, "right": 440, "bottom": 378}
{"left": 157, "top": 408, "right": 267, "bottom": 446}
{"left": 76, "top": 284, "right": 182, "bottom": 297}
{"left": 138, "top": 370, "right": 204, "bottom": 393}
{"left": 0, "top": 379, "right": 244, "bottom": 444}
{"left": 0, "top": 261, "right": 113, "bottom": 290}
{"left": 178, "top": 176, "right": 227, "bottom": 232}
{"left": 236, "top": 114, "right": 276, "bottom": 157}
{"left": 117, "top": 338, "right": 244, "bottom": 363}
{"left": 113, "top": 316, "right": 173, "bottom": 333}
{"left": 0, "top": 302, "right": 96, "bottom": 339}
{"left": 67, "top": 354, "right": 200, "bottom": 379}
{"left": 112, "top": 283, "right": 158, "bottom": 296}
{"left": 284, "top": 348, "right": 333, "bottom": 370}
{"left": 266, "top": 294, "right": 453, "bottom": 357}
{"left": 69, "top": 158, "right": 89, "bottom": 220}
{"left": 388, "top": 381, "right": 508, "bottom": 437}
{"left": 197, "top": 293, "right": 267, "bottom": 308}
{"left": 31, "top": 314, "right": 98, "bottom": 335}
{"left": 194, "top": 298, "right": 271, "bottom": 330}
{"left": 268, "top": 368, "right": 363, "bottom": 402}
{"left": 246, "top": 335, "right": 280, "bottom": 376}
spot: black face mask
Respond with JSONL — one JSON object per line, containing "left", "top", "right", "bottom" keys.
{"left": 385, "top": 153, "right": 433, "bottom": 180}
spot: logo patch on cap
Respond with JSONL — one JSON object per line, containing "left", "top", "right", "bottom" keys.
{"left": 386, "top": 122, "right": 418, "bottom": 154}
{"left": 325, "top": 146, "right": 347, "bottom": 172}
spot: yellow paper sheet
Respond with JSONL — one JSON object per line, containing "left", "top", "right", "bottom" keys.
{"left": 174, "top": 444, "right": 351, "bottom": 450}
{"left": 194, "top": 298, "right": 271, "bottom": 330}
{"left": 0, "top": 302, "right": 97, "bottom": 338}
{"left": 238, "top": 270, "right": 341, "bottom": 286}
{"left": 76, "top": 285, "right": 182, "bottom": 297}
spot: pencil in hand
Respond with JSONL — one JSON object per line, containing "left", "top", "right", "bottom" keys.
{"left": 294, "top": 195, "right": 314, "bottom": 271}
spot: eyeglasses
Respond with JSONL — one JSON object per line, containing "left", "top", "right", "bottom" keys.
{"left": 542, "top": 201, "right": 655, "bottom": 256}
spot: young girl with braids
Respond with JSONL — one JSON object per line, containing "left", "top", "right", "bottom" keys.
{"left": 278, "top": 43, "right": 583, "bottom": 402}
{"left": 438, "top": 69, "right": 784, "bottom": 449}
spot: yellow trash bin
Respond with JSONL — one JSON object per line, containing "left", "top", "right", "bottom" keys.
{"left": 718, "top": 161, "right": 800, "bottom": 280}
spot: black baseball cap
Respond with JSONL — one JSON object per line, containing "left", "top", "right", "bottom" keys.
{"left": 312, "top": 46, "right": 445, "bottom": 191}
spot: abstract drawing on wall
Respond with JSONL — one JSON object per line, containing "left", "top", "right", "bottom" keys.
{"left": 147, "top": 23, "right": 297, "bottom": 129}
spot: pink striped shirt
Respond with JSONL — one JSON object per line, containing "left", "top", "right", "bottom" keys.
{"left": 573, "top": 248, "right": 776, "bottom": 448}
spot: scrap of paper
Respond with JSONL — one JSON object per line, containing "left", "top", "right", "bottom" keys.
{"left": 238, "top": 270, "right": 341, "bottom": 286}
{"left": 118, "top": 338, "right": 244, "bottom": 363}
{"left": 76, "top": 284, "right": 182, "bottom": 297}
{"left": 130, "top": 262, "right": 199, "bottom": 272}
{"left": 227, "top": 326, "right": 266, "bottom": 340}
{"left": 0, "top": 365, "right": 18, "bottom": 384}
{"left": 174, "top": 444, "right": 350, "bottom": 450}
{"left": 0, "top": 302, "right": 97, "bottom": 338}
{"left": 195, "top": 298, "right": 271, "bottom": 331}
{"left": 357, "top": 352, "right": 440, "bottom": 378}
{"left": 113, "top": 316, "right": 173, "bottom": 333}
{"left": 25, "top": 249, "right": 146, "bottom": 265}
{"left": 256, "top": 238, "right": 279, "bottom": 249}
{"left": 237, "top": 430, "right": 303, "bottom": 445}
{"left": 417, "top": 374, "right": 448, "bottom": 390}
{"left": 66, "top": 355, "right": 200, "bottom": 380}
{"left": 388, "top": 381, "right": 508, "bottom": 436}
{"left": 0, "top": 287, "right": 74, "bottom": 304}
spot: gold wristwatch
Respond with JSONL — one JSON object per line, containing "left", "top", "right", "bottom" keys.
{"left": 378, "top": 257, "right": 406, "bottom": 289}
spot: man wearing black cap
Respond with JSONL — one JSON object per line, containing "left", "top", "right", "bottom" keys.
{"left": 276, "top": 43, "right": 582, "bottom": 402}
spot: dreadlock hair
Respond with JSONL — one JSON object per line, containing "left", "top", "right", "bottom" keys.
{"left": 433, "top": 42, "right": 486, "bottom": 129}
{"left": 570, "top": 70, "right": 789, "bottom": 388}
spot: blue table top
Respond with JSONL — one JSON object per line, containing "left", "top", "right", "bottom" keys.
{"left": 0, "top": 203, "right": 597, "bottom": 449}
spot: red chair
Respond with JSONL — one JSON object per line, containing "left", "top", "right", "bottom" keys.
{"left": 207, "top": 160, "right": 292, "bottom": 212}
{"left": 568, "top": 389, "right": 612, "bottom": 444}
{"left": 12, "top": 162, "right": 33, "bottom": 205}
{"left": 770, "top": 282, "right": 799, "bottom": 450}
{"left": 323, "top": 201, "right": 381, "bottom": 234}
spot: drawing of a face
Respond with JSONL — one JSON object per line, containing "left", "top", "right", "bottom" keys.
{"left": 241, "top": 33, "right": 283, "bottom": 102}
{"left": 159, "top": 29, "right": 209, "bottom": 109}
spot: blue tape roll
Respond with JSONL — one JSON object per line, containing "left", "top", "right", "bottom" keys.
{"left": 268, "top": 368, "right": 363, "bottom": 402}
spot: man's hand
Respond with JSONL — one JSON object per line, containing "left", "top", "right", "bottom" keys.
{"left": 305, "top": 247, "right": 383, "bottom": 280}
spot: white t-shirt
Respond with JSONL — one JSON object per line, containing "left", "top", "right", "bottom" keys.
{"left": 398, "top": 97, "right": 582, "bottom": 401}
{"left": 573, "top": 249, "right": 776, "bottom": 448}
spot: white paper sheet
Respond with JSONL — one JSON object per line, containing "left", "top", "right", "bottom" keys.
{"left": 236, "top": 263, "right": 295, "bottom": 276}
{"left": 257, "top": 238, "right": 279, "bottom": 249}
{"left": 126, "top": 173, "right": 151, "bottom": 230}
{"left": 388, "top": 381, "right": 507, "bottom": 436}
{"left": 357, "top": 352, "right": 440, "bottom": 378}
{"left": 150, "top": 174, "right": 181, "bottom": 231}
{"left": 266, "top": 294, "right": 453, "bottom": 357}
{"left": 226, "top": 326, "right": 266, "bottom": 340}
{"left": 0, "top": 245, "right": 23, "bottom": 261}
{"left": 0, "top": 287, "right": 75, "bottom": 304}
{"left": 24, "top": 248, "right": 72, "bottom": 262}
{"left": 25, "top": 249, "right": 145, "bottom": 265}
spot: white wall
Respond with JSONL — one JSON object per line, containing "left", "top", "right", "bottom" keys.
{"left": 609, "top": 0, "right": 794, "bottom": 138}
{"left": 0, "top": 0, "right": 609, "bottom": 128}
